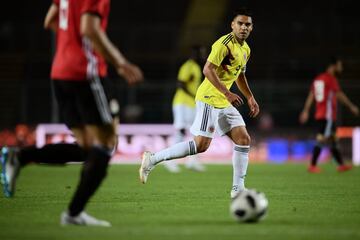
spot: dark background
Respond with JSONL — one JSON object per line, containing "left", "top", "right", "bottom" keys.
{"left": 0, "top": 0, "right": 359, "bottom": 129}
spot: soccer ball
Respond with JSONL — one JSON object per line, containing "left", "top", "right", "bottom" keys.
{"left": 230, "top": 189, "right": 268, "bottom": 223}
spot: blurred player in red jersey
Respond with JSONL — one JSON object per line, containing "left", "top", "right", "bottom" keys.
{"left": 1, "top": 0, "right": 143, "bottom": 226}
{"left": 299, "top": 57, "right": 359, "bottom": 173}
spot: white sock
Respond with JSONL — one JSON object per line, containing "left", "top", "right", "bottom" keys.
{"left": 151, "top": 140, "right": 197, "bottom": 165}
{"left": 232, "top": 145, "right": 250, "bottom": 191}
{"left": 173, "top": 130, "right": 185, "bottom": 144}
{"left": 168, "top": 130, "right": 185, "bottom": 166}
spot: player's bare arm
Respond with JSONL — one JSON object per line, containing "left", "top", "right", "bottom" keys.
{"left": 235, "top": 72, "right": 259, "bottom": 117}
{"left": 336, "top": 91, "right": 359, "bottom": 116}
{"left": 80, "top": 14, "right": 143, "bottom": 84}
{"left": 299, "top": 92, "right": 314, "bottom": 124}
{"left": 203, "top": 61, "right": 243, "bottom": 107}
{"left": 44, "top": 3, "right": 58, "bottom": 32}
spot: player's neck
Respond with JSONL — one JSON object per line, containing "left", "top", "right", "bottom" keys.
{"left": 232, "top": 33, "right": 245, "bottom": 46}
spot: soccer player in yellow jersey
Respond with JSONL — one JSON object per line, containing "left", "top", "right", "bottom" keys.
{"left": 163, "top": 46, "right": 207, "bottom": 173}
{"left": 140, "top": 8, "right": 260, "bottom": 199}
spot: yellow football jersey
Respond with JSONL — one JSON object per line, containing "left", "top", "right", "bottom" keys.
{"left": 195, "top": 33, "right": 251, "bottom": 108}
{"left": 172, "top": 59, "right": 202, "bottom": 107}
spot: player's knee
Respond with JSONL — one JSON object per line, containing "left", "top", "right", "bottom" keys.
{"left": 195, "top": 141, "right": 210, "bottom": 153}
{"left": 196, "top": 144, "right": 208, "bottom": 153}
{"left": 95, "top": 124, "right": 117, "bottom": 149}
{"left": 236, "top": 133, "right": 251, "bottom": 146}
{"left": 83, "top": 146, "right": 111, "bottom": 179}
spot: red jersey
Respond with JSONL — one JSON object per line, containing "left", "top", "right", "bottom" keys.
{"left": 51, "top": 0, "right": 110, "bottom": 81}
{"left": 311, "top": 72, "right": 340, "bottom": 121}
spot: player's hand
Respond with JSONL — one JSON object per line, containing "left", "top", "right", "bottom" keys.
{"left": 350, "top": 105, "right": 359, "bottom": 116}
{"left": 247, "top": 96, "right": 260, "bottom": 118}
{"left": 117, "top": 62, "right": 144, "bottom": 85}
{"left": 299, "top": 111, "right": 309, "bottom": 124}
{"left": 225, "top": 91, "right": 243, "bottom": 107}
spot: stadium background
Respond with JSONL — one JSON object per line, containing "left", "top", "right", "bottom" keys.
{"left": 0, "top": 0, "right": 359, "bottom": 161}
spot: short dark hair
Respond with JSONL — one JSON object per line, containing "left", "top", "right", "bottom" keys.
{"left": 318, "top": 55, "right": 342, "bottom": 71}
{"left": 231, "top": 7, "right": 253, "bottom": 20}
{"left": 328, "top": 56, "right": 341, "bottom": 65}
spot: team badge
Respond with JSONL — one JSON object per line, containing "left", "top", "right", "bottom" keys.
{"left": 208, "top": 126, "right": 215, "bottom": 133}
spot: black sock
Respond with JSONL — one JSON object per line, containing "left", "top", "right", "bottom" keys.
{"left": 68, "top": 146, "right": 111, "bottom": 216}
{"left": 311, "top": 145, "right": 322, "bottom": 166}
{"left": 330, "top": 146, "right": 344, "bottom": 165}
{"left": 19, "top": 144, "right": 86, "bottom": 166}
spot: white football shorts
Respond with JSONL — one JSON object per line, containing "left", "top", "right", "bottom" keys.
{"left": 173, "top": 104, "right": 196, "bottom": 129}
{"left": 190, "top": 101, "right": 246, "bottom": 138}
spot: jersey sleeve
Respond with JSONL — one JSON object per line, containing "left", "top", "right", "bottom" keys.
{"left": 177, "top": 62, "right": 192, "bottom": 83}
{"left": 53, "top": 0, "right": 59, "bottom": 5}
{"left": 81, "top": 0, "right": 108, "bottom": 18}
{"left": 207, "top": 39, "right": 229, "bottom": 67}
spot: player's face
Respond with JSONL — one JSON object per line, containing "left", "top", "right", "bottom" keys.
{"left": 231, "top": 15, "right": 253, "bottom": 43}
{"left": 335, "top": 60, "right": 343, "bottom": 75}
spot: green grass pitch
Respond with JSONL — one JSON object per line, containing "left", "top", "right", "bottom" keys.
{"left": 1, "top": 163, "right": 360, "bottom": 240}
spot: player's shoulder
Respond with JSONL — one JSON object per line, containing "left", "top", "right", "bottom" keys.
{"left": 213, "top": 33, "right": 234, "bottom": 46}
{"left": 178, "top": 59, "right": 196, "bottom": 73}
{"left": 314, "top": 72, "right": 331, "bottom": 82}
{"left": 180, "top": 59, "right": 196, "bottom": 69}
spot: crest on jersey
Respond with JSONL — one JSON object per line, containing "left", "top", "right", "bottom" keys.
{"left": 208, "top": 126, "right": 215, "bottom": 133}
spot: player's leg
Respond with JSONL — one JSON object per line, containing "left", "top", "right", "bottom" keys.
{"left": 308, "top": 134, "right": 325, "bottom": 173}
{"left": 184, "top": 105, "right": 205, "bottom": 172}
{"left": 140, "top": 135, "right": 211, "bottom": 183}
{"left": 308, "top": 120, "right": 328, "bottom": 173}
{"left": 59, "top": 79, "right": 114, "bottom": 226}
{"left": 0, "top": 80, "right": 89, "bottom": 198}
{"left": 1, "top": 147, "right": 20, "bottom": 197}
{"left": 139, "top": 101, "right": 215, "bottom": 183}
{"left": 218, "top": 106, "right": 249, "bottom": 199}
{"left": 19, "top": 144, "right": 85, "bottom": 165}
{"left": 162, "top": 105, "right": 185, "bottom": 173}
{"left": 0, "top": 143, "right": 86, "bottom": 197}
{"left": 63, "top": 124, "right": 114, "bottom": 227}
{"left": 328, "top": 132, "right": 352, "bottom": 172}
{"left": 226, "top": 126, "right": 250, "bottom": 197}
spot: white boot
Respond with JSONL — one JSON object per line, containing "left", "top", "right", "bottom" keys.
{"left": 60, "top": 211, "right": 111, "bottom": 227}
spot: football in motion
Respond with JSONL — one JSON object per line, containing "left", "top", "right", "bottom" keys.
{"left": 230, "top": 189, "right": 268, "bottom": 223}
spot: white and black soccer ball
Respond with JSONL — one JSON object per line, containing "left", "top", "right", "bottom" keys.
{"left": 230, "top": 189, "right": 268, "bottom": 223}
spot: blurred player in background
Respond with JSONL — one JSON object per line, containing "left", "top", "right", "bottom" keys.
{"left": 163, "top": 45, "right": 207, "bottom": 173}
{"left": 299, "top": 57, "right": 359, "bottom": 173}
{"left": 1, "top": 0, "right": 143, "bottom": 227}
{"left": 140, "top": 8, "right": 259, "bottom": 199}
